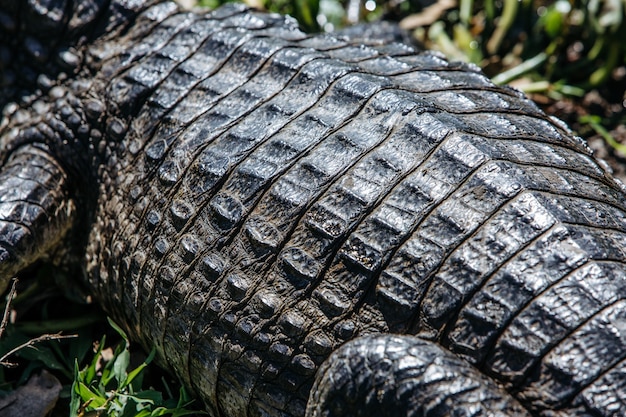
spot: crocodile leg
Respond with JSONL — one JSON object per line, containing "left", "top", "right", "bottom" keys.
{"left": 307, "top": 335, "right": 530, "bottom": 417}
{"left": 0, "top": 144, "right": 75, "bottom": 292}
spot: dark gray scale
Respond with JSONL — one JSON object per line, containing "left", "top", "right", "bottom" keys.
{"left": 147, "top": 30, "right": 285, "bottom": 128}
{"left": 258, "top": 91, "right": 420, "bottom": 303}
{"left": 378, "top": 166, "right": 524, "bottom": 320}
{"left": 426, "top": 89, "right": 546, "bottom": 117}
{"left": 193, "top": 81, "right": 423, "bottom": 417}
{"left": 419, "top": 167, "right": 626, "bottom": 348}
{"left": 190, "top": 59, "right": 361, "bottom": 226}
{"left": 121, "top": 17, "right": 239, "bottom": 154}
{"left": 367, "top": 41, "right": 416, "bottom": 57}
{"left": 138, "top": 57, "right": 362, "bottom": 324}
{"left": 127, "top": 31, "right": 304, "bottom": 179}
{"left": 0, "top": 144, "right": 75, "bottom": 279}
{"left": 465, "top": 133, "right": 606, "bottom": 180}
{"left": 225, "top": 69, "right": 380, "bottom": 243}
{"left": 307, "top": 335, "right": 530, "bottom": 417}
{"left": 453, "top": 111, "right": 592, "bottom": 155}
{"left": 126, "top": 32, "right": 299, "bottom": 225}
{"left": 86, "top": 2, "right": 181, "bottom": 65}
{"left": 237, "top": 82, "right": 394, "bottom": 259}
{"left": 132, "top": 38, "right": 387, "bottom": 415}
{"left": 0, "top": 0, "right": 120, "bottom": 103}
{"left": 113, "top": 34, "right": 308, "bottom": 332}
{"left": 357, "top": 55, "right": 414, "bottom": 75}
{"left": 205, "top": 83, "right": 400, "bottom": 308}
{"left": 574, "top": 351, "right": 626, "bottom": 415}
{"left": 533, "top": 193, "right": 626, "bottom": 229}
{"left": 434, "top": 224, "right": 586, "bottom": 353}
{"left": 299, "top": 104, "right": 434, "bottom": 258}
{"left": 163, "top": 250, "right": 228, "bottom": 392}
{"left": 357, "top": 50, "right": 450, "bottom": 76}
{"left": 91, "top": 13, "right": 252, "bottom": 334}
{"left": 325, "top": 44, "right": 382, "bottom": 62}
{"left": 390, "top": 145, "right": 626, "bottom": 338}
{"left": 298, "top": 36, "right": 381, "bottom": 62}
{"left": 294, "top": 119, "right": 474, "bottom": 322}
{"left": 88, "top": 10, "right": 276, "bottom": 318}
{"left": 111, "top": 15, "right": 212, "bottom": 115}
{"left": 517, "top": 296, "right": 626, "bottom": 410}
{"left": 487, "top": 262, "right": 626, "bottom": 383}
{"left": 377, "top": 171, "right": 552, "bottom": 329}
{"left": 445, "top": 226, "right": 626, "bottom": 365}
{"left": 194, "top": 95, "right": 448, "bottom": 416}
{"left": 297, "top": 34, "right": 351, "bottom": 51}
{"left": 96, "top": 11, "right": 275, "bottom": 336}
{"left": 391, "top": 67, "right": 494, "bottom": 93}
{"left": 156, "top": 47, "right": 364, "bottom": 399}
{"left": 395, "top": 51, "right": 460, "bottom": 69}
{"left": 99, "top": 11, "right": 200, "bottom": 87}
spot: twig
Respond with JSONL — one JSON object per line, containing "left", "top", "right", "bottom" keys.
{"left": 0, "top": 277, "right": 18, "bottom": 340}
{"left": 491, "top": 52, "right": 548, "bottom": 86}
{"left": 0, "top": 332, "right": 78, "bottom": 367}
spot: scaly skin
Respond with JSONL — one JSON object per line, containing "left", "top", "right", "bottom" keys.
{"left": 2, "top": 2, "right": 626, "bottom": 416}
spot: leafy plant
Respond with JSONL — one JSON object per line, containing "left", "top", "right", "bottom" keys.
{"left": 70, "top": 318, "right": 202, "bottom": 417}
{"left": 0, "top": 275, "right": 98, "bottom": 394}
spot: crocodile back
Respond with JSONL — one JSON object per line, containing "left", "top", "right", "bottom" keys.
{"left": 49, "top": 3, "right": 626, "bottom": 416}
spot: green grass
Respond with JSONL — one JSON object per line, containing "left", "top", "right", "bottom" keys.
{"left": 70, "top": 319, "right": 201, "bottom": 417}
{"left": 0, "top": 270, "right": 204, "bottom": 417}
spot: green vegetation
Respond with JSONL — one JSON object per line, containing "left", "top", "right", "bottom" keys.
{"left": 70, "top": 318, "right": 200, "bottom": 417}
{"left": 408, "top": 0, "right": 625, "bottom": 93}
{"left": 0, "top": 271, "right": 203, "bottom": 417}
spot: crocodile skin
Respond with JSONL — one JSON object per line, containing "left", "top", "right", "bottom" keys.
{"left": 1, "top": 2, "right": 626, "bottom": 416}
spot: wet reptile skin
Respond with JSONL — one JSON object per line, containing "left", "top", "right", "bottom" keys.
{"left": 1, "top": 1, "right": 626, "bottom": 416}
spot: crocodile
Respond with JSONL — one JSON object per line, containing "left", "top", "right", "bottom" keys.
{"left": 2, "top": 1, "right": 626, "bottom": 416}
